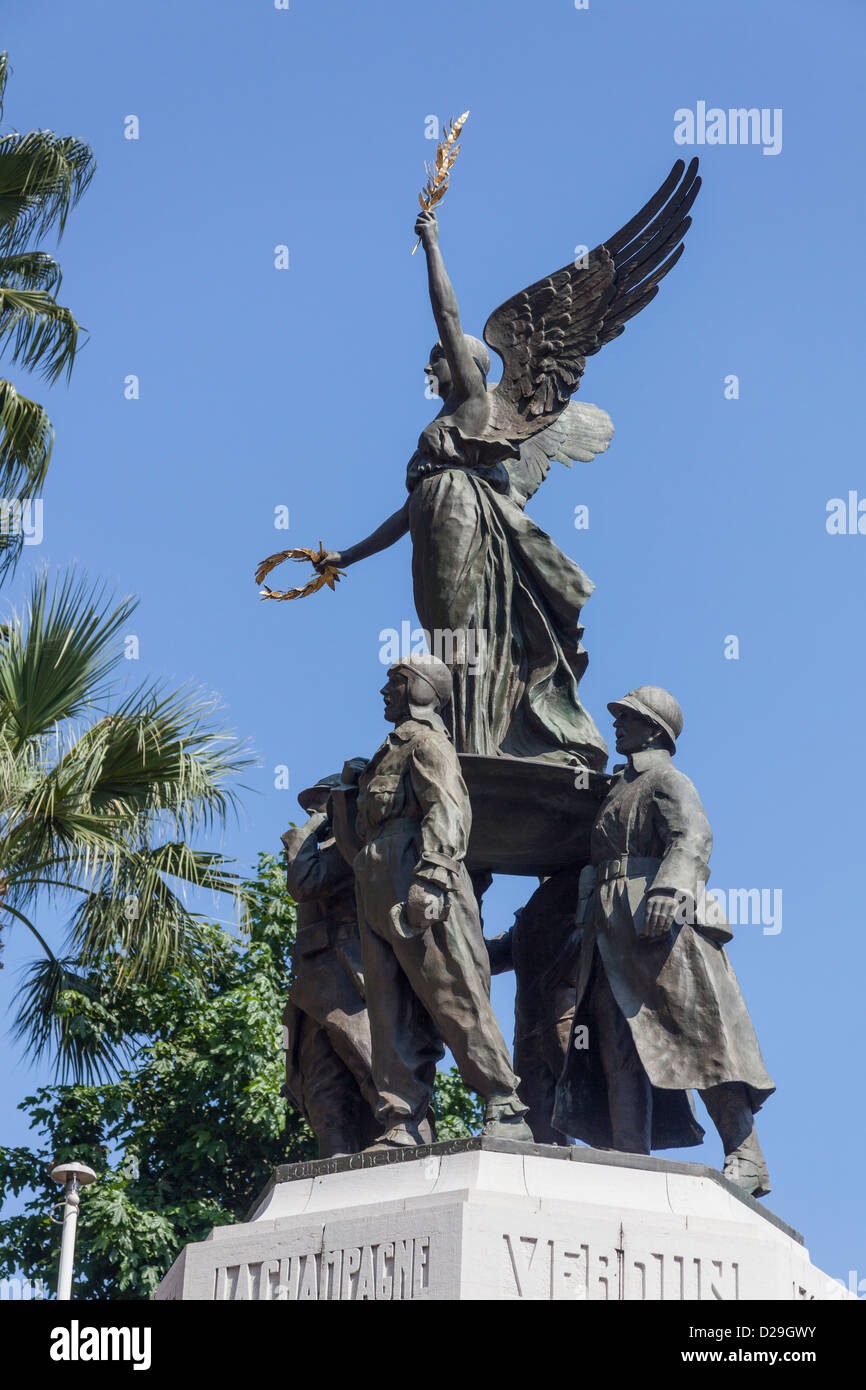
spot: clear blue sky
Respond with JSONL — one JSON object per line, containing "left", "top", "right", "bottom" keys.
{"left": 1, "top": 0, "right": 864, "bottom": 1289}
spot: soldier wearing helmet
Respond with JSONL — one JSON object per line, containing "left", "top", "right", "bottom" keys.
{"left": 281, "top": 765, "right": 380, "bottom": 1157}
{"left": 554, "top": 685, "right": 775, "bottom": 1198}
{"left": 330, "top": 653, "right": 532, "bottom": 1149}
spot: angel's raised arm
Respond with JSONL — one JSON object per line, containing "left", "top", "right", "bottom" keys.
{"left": 414, "top": 209, "right": 483, "bottom": 400}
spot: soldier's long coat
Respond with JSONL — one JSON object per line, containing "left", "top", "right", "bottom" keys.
{"left": 553, "top": 748, "right": 775, "bottom": 1151}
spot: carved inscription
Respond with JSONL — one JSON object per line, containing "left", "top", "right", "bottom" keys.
{"left": 502, "top": 1235, "right": 740, "bottom": 1300}
{"left": 214, "top": 1236, "right": 431, "bottom": 1301}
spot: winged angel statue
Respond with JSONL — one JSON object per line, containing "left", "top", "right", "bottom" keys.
{"left": 313, "top": 158, "right": 700, "bottom": 768}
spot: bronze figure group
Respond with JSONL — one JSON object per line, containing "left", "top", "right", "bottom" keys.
{"left": 273, "top": 158, "right": 775, "bottom": 1198}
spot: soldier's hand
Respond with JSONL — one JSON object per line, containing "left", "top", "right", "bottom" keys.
{"left": 405, "top": 881, "right": 450, "bottom": 933}
{"left": 307, "top": 808, "right": 330, "bottom": 841}
{"left": 641, "top": 892, "right": 679, "bottom": 940}
{"left": 340, "top": 758, "right": 367, "bottom": 785}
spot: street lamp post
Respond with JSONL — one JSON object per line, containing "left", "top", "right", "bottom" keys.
{"left": 50, "top": 1161, "right": 97, "bottom": 1301}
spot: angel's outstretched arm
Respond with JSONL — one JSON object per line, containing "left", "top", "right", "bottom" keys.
{"left": 319, "top": 500, "right": 411, "bottom": 571}
{"left": 415, "top": 209, "right": 482, "bottom": 400}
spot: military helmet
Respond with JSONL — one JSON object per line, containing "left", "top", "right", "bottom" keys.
{"left": 607, "top": 685, "right": 683, "bottom": 752}
{"left": 297, "top": 765, "right": 364, "bottom": 814}
{"left": 389, "top": 653, "right": 453, "bottom": 714}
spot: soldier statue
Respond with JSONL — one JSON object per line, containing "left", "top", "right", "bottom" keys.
{"left": 486, "top": 869, "right": 582, "bottom": 1145}
{"left": 553, "top": 686, "right": 775, "bottom": 1197}
{"left": 330, "top": 653, "right": 533, "bottom": 1150}
{"left": 281, "top": 770, "right": 381, "bottom": 1158}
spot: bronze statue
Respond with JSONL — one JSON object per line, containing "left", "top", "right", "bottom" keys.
{"left": 553, "top": 686, "right": 774, "bottom": 1197}
{"left": 281, "top": 772, "right": 380, "bottom": 1158}
{"left": 311, "top": 160, "right": 700, "bottom": 768}
{"left": 265, "top": 151, "right": 781, "bottom": 1190}
{"left": 330, "top": 654, "right": 532, "bottom": 1149}
{"left": 486, "top": 868, "right": 583, "bottom": 1145}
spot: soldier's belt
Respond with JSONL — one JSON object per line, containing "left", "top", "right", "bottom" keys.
{"left": 595, "top": 855, "right": 661, "bottom": 883}
{"left": 296, "top": 918, "right": 358, "bottom": 954}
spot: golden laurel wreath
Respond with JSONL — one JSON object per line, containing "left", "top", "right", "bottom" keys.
{"left": 254, "top": 544, "right": 345, "bottom": 602}
{"left": 255, "top": 109, "right": 469, "bottom": 604}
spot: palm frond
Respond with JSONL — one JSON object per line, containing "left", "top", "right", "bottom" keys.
{"left": 0, "top": 129, "right": 95, "bottom": 255}
{"left": 0, "top": 250, "right": 62, "bottom": 293}
{"left": 0, "top": 685, "right": 251, "bottom": 888}
{"left": 0, "top": 816, "right": 130, "bottom": 911}
{"left": 0, "top": 379, "right": 52, "bottom": 491}
{"left": 0, "top": 285, "right": 82, "bottom": 382}
{"left": 69, "top": 681, "right": 252, "bottom": 832}
{"left": 1, "top": 896, "right": 60, "bottom": 961}
{"left": 0, "top": 382, "right": 50, "bottom": 580}
{"left": 0, "top": 565, "right": 256, "bottom": 1076}
{"left": 0, "top": 569, "right": 136, "bottom": 747}
{"left": 67, "top": 842, "right": 243, "bottom": 981}
{"left": 0, "top": 53, "right": 9, "bottom": 125}
{"left": 12, "top": 952, "right": 129, "bottom": 1081}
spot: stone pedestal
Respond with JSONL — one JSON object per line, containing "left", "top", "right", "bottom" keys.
{"left": 153, "top": 1138, "right": 850, "bottom": 1302}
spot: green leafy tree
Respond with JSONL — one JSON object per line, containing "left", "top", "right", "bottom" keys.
{"left": 433, "top": 1062, "right": 484, "bottom": 1139}
{"left": 0, "top": 51, "right": 94, "bottom": 576}
{"left": 0, "top": 854, "right": 305, "bottom": 1299}
{"left": 0, "top": 568, "right": 252, "bottom": 1080}
{"left": 0, "top": 854, "right": 482, "bottom": 1300}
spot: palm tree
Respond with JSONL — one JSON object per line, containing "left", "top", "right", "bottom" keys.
{"left": 1, "top": 570, "right": 253, "bottom": 1080}
{"left": 0, "top": 50, "right": 94, "bottom": 577}
{"left": 0, "top": 56, "right": 254, "bottom": 1083}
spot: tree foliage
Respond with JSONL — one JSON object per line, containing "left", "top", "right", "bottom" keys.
{"left": 0, "top": 51, "right": 96, "bottom": 576}
{"left": 0, "top": 853, "right": 482, "bottom": 1300}
{"left": 0, "top": 568, "right": 252, "bottom": 1081}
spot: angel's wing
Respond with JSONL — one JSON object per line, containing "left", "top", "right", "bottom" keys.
{"left": 483, "top": 158, "right": 700, "bottom": 445}
{"left": 506, "top": 401, "right": 614, "bottom": 508}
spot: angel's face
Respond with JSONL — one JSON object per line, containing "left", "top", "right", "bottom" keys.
{"left": 425, "top": 346, "right": 451, "bottom": 399}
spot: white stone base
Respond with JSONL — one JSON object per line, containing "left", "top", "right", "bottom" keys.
{"left": 153, "top": 1139, "right": 852, "bottom": 1301}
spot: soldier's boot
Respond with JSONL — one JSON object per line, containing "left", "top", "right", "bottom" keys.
{"left": 701, "top": 1081, "right": 771, "bottom": 1199}
{"left": 363, "top": 1120, "right": 428, "bottom": 1152}
{"left": 481, "top": 1093, "right": 534, "bottom": 1143}
{"left": 316, "top": 1127, "right": 362, "bottom": 1160}
{"left": 722, "top": 1135, "right": 771, "bottom": 1199}
{"left": 362, "top": 1106, "right": 439, "bottom": 1152}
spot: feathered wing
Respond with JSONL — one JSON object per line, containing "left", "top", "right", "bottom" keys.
{"left": 482, "top": 158, "right": 700, "bottom": 447}
{"left": 507, "top": 401, "right": 614, "bottom": 508}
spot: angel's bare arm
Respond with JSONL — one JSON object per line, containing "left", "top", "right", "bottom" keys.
{"left": 415, "top": 210, "right": 481, "bottom": 400}
{"left": 318, "top": 501, "right": 411, "bottom": 570}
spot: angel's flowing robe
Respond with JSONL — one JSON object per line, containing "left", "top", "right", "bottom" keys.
{"left": 405, "top": 441, "right": 607, "bottom": 769}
